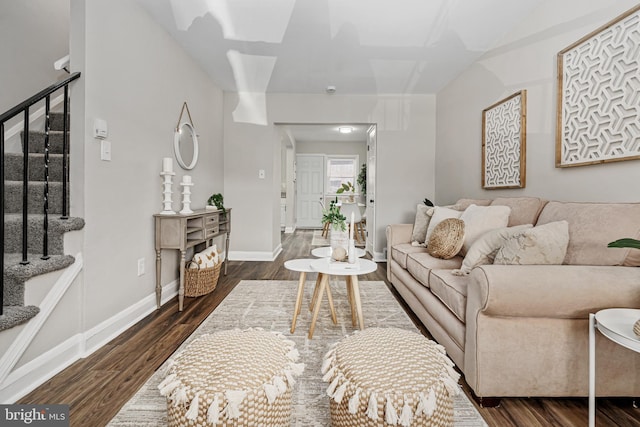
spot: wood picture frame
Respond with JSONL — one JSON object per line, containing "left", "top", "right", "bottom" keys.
{"left": 556, "top": 5, "right": 640, "bottom": 167}
{"left": 482, "top": 90, "right": 527, "bottom": 189}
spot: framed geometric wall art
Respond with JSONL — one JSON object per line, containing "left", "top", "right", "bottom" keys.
{"left": 556, "top": 5, "right": 640, "bottom": 167}
{"left": 482, "top": 90, "right": 527, "bottom": 189}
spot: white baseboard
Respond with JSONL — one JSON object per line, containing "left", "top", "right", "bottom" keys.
{"left": 372, "top": 251, "right": 387, "bottom": 262}
{"left": 0, "top": 280, "right": 178, "bottom": 404}
{"left": 82, "top": 280, "right": 178, "bottom": 356}
{"left": 229, "top": 244, "right": 282, "bottom": 262}
{"left": 284, "top": 226, "right": 296, "bottom": 234}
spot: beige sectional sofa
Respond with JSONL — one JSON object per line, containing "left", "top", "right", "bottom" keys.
{"left": 386, "top": 197, "right": 640, "bottom": 402}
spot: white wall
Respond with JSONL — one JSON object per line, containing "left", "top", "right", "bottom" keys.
{"left": 435, "top": 0, "right": 640, "bottom": 205}
{"left": 0, "top": 0, "right": 69, "bottom": 115}
{"left": 224, "top": 93, "right": 436, "bottom": 258}
{"left": 74, "top": 0, "right": 224, "bottom": 329}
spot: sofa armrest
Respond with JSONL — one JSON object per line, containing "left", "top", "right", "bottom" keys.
{"left": 386, "top": 224, "right": 413, "bottom": 281}
{"left": 468, "top": 265, "right": 640, "bottom": 318}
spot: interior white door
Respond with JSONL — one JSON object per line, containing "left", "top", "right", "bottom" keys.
{"left": 296, "top": 154, "right": 325, "bottom": 228}
{"left": 366, "top": 126, "right": 376, "bottom": 257}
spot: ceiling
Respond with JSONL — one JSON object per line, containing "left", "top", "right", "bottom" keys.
{"left": 136, "top": 0, "right": 543, "bottom": 96}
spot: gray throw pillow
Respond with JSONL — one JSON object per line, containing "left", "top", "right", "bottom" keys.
{"left": 411, "top": 205, "right": 433, "bottom": 246}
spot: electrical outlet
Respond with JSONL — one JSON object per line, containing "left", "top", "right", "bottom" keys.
{"left": 137, "top": 258, "right": 145, "bottom": 276}
{"left": 258, "top": 169, "right": 265, "bottom": 179}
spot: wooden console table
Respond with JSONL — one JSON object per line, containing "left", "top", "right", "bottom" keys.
{"left": 154, "top": 208, "right": 231, "bottom": 311}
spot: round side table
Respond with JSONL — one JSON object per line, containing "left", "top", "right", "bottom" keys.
{"left": 284, "top": 259, "right": 336, "bottom": 334}
{"left": 589, "top": 308, "right": 640, "bottom": 426}
{"left": 308, "top": 257, "right": 377, "bottom": 339}
{"left": 311, "top": 246, "right": 366, "bottom": 259}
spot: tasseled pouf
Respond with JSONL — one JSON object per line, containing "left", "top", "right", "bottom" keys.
{"left": 158, "top": 328, "right": 304, "bottom": 426}
{"left": 322, "top": 328, "right": 460, "bottom": 427}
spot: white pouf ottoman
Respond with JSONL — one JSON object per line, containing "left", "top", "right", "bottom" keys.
{"left": 158, "top": 328, "right": 304, "bottom": 426}
{"left": 322, "top": 328, "right": 460, "bottom": 427}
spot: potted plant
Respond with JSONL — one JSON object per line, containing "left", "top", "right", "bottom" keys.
{"left": 207, "top": 193, "right": 226, "bottom": 214}
{"left": 357, "top": 164, "right": 366, "bottom": 197}
{"left": 322, "top": 199, "right": 346, "bottom": 231}
{"left": 322, "top": 199, "right": 348, "bottom": 250}
{"left": 336, "top": 181, "right": 356, "bottom": 202}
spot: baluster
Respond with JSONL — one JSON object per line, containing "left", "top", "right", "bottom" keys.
{"left": 21, "top": 107, "right": 29, "bottom": 265}
{"left": 42, "top": 96, "right": 51, "bottom": 260}
{"left": 1, "top": 122, "right": 5, "bottom": 315}
{"left": 61, "top": 86, "right": 69, "bottom": 220}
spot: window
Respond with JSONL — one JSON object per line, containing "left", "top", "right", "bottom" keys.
{"left": 326, "top": 156, "right": 359, "bottom": 194}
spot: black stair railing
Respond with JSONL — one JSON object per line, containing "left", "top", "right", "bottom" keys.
{"left": 0, "top": 72, "right": 80, "bottom": 316}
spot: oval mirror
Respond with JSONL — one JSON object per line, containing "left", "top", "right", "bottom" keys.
{"left": 174, "top": 122, "right": 199, "bottom": 170}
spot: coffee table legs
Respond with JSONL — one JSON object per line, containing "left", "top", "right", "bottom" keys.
{"left": 290, "top": 271, "right": 307, "bottom": 333}
{"left": 347, "top": 276, "right": 364, "bottom": 330}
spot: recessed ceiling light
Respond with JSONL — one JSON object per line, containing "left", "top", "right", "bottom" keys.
{"left": 338, "top": 126, "right": 353, "bottom": 134}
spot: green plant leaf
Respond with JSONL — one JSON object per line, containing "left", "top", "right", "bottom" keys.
{"left": 608, "top": 238, "right": 640, "bottom": 249}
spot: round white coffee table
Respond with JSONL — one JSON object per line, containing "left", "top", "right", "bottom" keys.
{"left": 589, "top": 308, "right": 640, "bottom": 426}
{"left": 308, "top": 257, "right": 377, "bottom": 339}
{"left": 311, "top": 246, "right": 366, "bottom": 258}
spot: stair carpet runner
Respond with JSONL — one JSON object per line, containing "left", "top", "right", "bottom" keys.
{"left": 1, "top": 111, "right": 84, "bottom": 331}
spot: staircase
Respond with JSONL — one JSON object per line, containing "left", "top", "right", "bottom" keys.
{"left": 2, "top": 77, "right": 84, "bottom": 331}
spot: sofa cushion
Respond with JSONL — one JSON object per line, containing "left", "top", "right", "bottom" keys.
{"left": 452, "top": 224, "right": 533, "bottom": 275}
{"left": 458, "top": 204, "right": 511, "bottom": 255}
{"left": 391, "top": 243, "right": 428, "bottom": 269}
{"left": 490, "top": 197, "right": 548, "bottom": 226}
{"left": 406, "top": 252, "right": 463, "bottom": 289}
{"left": 427, "top": 218, "right": 466, "bottom": 259}
{"left": 454, "top": 198, "right": 492, "bottom": 210}
{"left": 429, "top": 269, "right": 470, "bottom": 322}
{"left": 494, "top": 221, "right": 569, "bottom": 265}
{"left": 537, "top": 201, "right": 640, "bottom": 266}
{"left": 411, "top": 204, "right": 433, "bottom": 245}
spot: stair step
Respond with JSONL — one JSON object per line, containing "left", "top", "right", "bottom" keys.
{"left": 4, "top": 152, "right": 65, "bottom": 182}
{"left": 49, "top": 112, "right": 69, "bottom": 132}
{"left": 0, "top": 306, "right": 40, "bottom": 332}
{"left": 4, "top": 181, "right": 65, "bottom": 214}
{"left": 3, "top": 215, "right": 85, "bottom": 255}
{"left": 23, "top": 130, "right": 68, "bottom": 154}
{"left": 3, "top": 254, "right": 75, "bottom": 306}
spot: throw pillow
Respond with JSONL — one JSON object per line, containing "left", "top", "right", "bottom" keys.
{"left": 458, "top": 204, "right": 511, "bottom": 256}
{"left": 493, "top": 220, "right": 569, "bottom": 265}
{"left": 451, "top": 224, "right": 533, "bottom": 275}
{"left": 425, "top": 206, "right": 463, "bottom": 243}
{"left": 427, "top": 218, "right": 466, "bottom": 259}
{"left": 410, "top": 204, "right": 434, "bottom": 246}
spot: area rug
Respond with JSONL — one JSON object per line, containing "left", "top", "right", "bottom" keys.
{"left": 311, "top": 230, "right": 365, "bottom": 247}
{"left": 108, "top": 280, "right": 487, "bottom": 426}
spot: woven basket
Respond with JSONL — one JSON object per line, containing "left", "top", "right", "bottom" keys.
{"left": 184, "top": 261, "right": 221, "bottom": 297}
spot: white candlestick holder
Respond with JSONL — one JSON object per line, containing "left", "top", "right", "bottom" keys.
{"left": 159, "top": 171, "right": 176, "bottom": 215}
{"left": 179, "top": 180, "right": 195, "bottom": 214}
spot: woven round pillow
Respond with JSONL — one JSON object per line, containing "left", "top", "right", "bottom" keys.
{"left": 427, "top": 218, "right": 465, "bottom": 259}
{"left": 322, "top": 327, "right": 460, "bottom": 427}
{"left": 158, "top": 328, "right": 304, "bottom": 426}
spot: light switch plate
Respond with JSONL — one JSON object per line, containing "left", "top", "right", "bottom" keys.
{"left": 101, "top": 140, "right": 111, "bottom": 161}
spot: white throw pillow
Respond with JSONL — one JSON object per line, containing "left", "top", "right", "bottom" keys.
{"left": 192, "top": 245, "right": 219, "bottom": 268}
{"left": 451, "top": 224, "right": 532, "bottom": 275}
{"left": 425, "top": 207, "right": 463, "bottom": 243}
{"left": 458, "top": 204, "right": 511, "bottom": 256}
{"left": 493, "top": 221, "right": 569, "bottom": 265}
{"left": 410, "top": 204, "right": 434, "bottom": 246}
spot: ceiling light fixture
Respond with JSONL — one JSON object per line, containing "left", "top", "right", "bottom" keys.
{"left": 326, "top": 85, "right": 336, "bottom": 94}
{"left": 338, "top": 126, "right": 353, "bottom": 134}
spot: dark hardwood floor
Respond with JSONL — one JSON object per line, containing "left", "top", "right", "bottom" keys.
{"left": 19, "top": 230, "right": 639, "bottom": 426}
